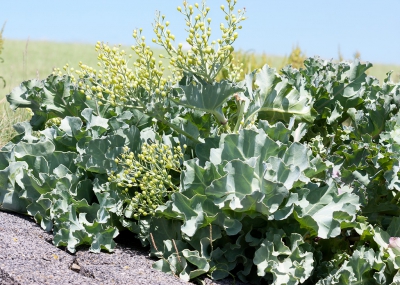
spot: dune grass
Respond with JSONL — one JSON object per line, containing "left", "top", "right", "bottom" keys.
{"left": 0, "top": 39, "right": 399, "bottom": 147}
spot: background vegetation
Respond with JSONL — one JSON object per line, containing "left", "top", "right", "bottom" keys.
{"left": 0, "top": 38, "right": 399, "bottom": 147}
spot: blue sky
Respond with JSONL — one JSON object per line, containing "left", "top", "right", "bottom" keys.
{"left": 1, "top": 0, "right": 399, "bottom": 64}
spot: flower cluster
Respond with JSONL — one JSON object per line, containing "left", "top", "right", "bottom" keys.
{"left": 153, "top": 0, "right": 246, "bottom": 82}
{"left": 109, "top": 142, "right": 185, "bottom": 219}
{"left": 45, "top": 117, "right": 62, "bottom": 128}
{"left": 52, "top": 0, "right": 246, "bottom": 115}
{"left": 77, "top": 42, "right": 136, "bottom": 107}
{"left": 56, "top": 39, "right": 182, "bottom": 110}
{"left": 131, "top": 30, "right": 182, "bottom": 95}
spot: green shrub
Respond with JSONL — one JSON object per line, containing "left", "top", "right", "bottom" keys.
{"left": 1, "top": 1, "right": 400, "bottom": 284}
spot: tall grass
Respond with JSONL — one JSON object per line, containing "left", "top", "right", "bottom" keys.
{"left": 0, "top": 98, "right": 32, "bottom": 147}
{"left": 0, "top": 22, "right": 6, "bottom": 89}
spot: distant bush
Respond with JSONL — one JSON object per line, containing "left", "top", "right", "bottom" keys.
{"left": 285, "top": 44, "right": 306, "bottom": 69}
{"left": 218, "top": 45, "right": 307, "bottom": 82}
{"left": 217, "top": 49, "right": 271, "bottom": 81}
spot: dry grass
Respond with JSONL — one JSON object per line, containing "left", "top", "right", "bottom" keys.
{"left": 0, "top": 98, "right": 32, "bottom": 147}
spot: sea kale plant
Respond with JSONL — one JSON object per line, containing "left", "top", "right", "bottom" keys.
{"left": 1, "top": 0, "right": 400, "bottom": 284}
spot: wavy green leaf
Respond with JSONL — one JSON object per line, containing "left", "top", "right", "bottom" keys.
{"left": 293, "top": 182, "right": 360, "bottom": 238}
{"left": 254, "top": 231, "right": 314, "bottom": 284}
{"left": 245, "top": 65, "right": 316, "bottom": 124}
{"left": 316, "top": 247, "right": 384, "bottom": 285}
{"left": 0, "top": 161, "right": 29, "bottom": 212}
{"left": 75, "top": 134, "right": 124, "bottom": 174}
{"left": 206, "top": 158, "right": 288, "bottom": 216}
{"left": 174, "top": 81, "right": 243, "bottom": 124}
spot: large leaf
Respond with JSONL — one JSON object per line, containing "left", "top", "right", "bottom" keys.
{"left": 196, "top": 128, "right": 283, "bottom": 167}
{"left": 316, "top": 247, "right": 385, "bottom": 285}
{"left": 254, "top": 231, "right": 314, "bottom": 284}
{"left": 205, "top": 158, "right": 289, "bottom": 216}
{"left": 293, "top": 182, "right": 360, "bottom": 239}
{"left": 13, "top": 140, "right": 55, "bottom": 159}
{"left": 244, "top": 65, "right": 316, "bottom": 124}
{"left": 6, "top": 75, "right": 99, "bottom": 130}
{"left": 160, "top": 193, "right": 221, "bottom": 237}
{"left": 147, "top": 217, "right": 183, "bottom": 256}
{"left": 75, "top": 134, "right": 125, "bottom": 174}
{"left": 0, "top": 161, "right": 30, "bottom": 213}
{"left": 174, "top": 80, "right": 243, "bottom": 124}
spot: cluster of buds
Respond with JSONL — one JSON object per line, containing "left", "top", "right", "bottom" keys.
{"left": 131, "top": 29, "right": 182, "bottom": 96}
{"left": 52, "top": 64, "right": 78, "bottom": 84}
{"left": 53, "top": 0, "right": 246, "bottom": 111}
{"left": 109, "top": 142, "right": 185, "bottom": 219}
{"left": 59, "top": 39, "right": 182, "bottom": 109}
{"left": 153, "top": 0, "right": 246, "bottom": 83}
{"left": 73, "top": 43, "right": 139, "bottom": 107}
{"left": 45, "top": 117, "right": 62, "bottom": 128}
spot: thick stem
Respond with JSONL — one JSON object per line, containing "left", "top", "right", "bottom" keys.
{"left": 154, "top": 114, "right": 201, "bottom": 144}
{"left": 233, "top": 97, "right": 246, "bottom": 133}
{"left": 132, "top": 95, "right": 201, "bottom": 144}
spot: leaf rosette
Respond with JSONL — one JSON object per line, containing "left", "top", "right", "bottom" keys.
{"left": 152, "top": 123, "right": 360, "bottom": 282}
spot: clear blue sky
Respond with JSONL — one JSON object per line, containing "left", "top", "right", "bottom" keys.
{"left": 1, "top": 0, "right": 399, "bottom": 64}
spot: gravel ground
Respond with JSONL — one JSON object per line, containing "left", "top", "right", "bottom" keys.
{"left": 0, "top": 211, "right": 247, "bottom": 285}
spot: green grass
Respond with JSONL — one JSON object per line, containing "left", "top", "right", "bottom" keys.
{"left": 0, "top": 39, "right": 399, "bottom": 147}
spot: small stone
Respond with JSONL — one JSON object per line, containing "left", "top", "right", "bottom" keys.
{"left": 71, "top": 264, "right": 81, "bottom": 272}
